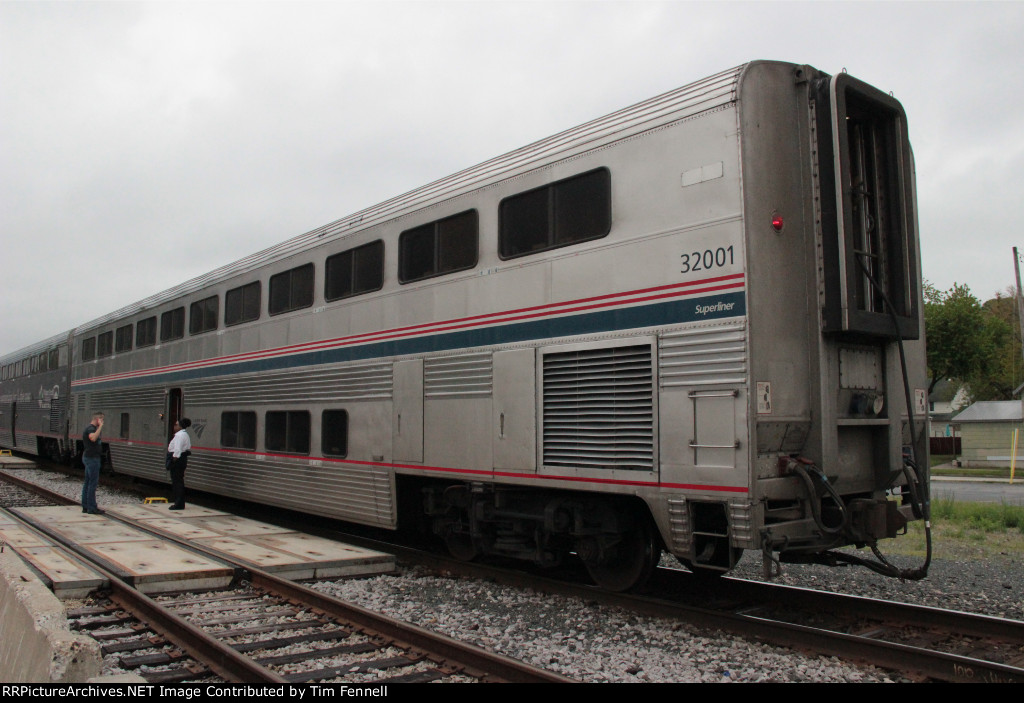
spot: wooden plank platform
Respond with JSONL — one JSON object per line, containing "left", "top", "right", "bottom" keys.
{"left": 0, "top": 455, "right": 38, "bottom": 468}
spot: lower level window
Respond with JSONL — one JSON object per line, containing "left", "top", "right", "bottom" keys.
{"left": 221, "top": 411, "right": 257, "bottom": 450}
{"left": 322, "top": 410, "right": 349, "bottom": 457}
{"left": 265, "top": 411, "right": 310, "bottom": 455}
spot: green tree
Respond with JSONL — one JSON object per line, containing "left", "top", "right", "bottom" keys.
{"left": 924, "top": 282, "right": 1007, "bottom": 397}
{"left": 971, "top": 290, "right": 1023, "bottom": 400}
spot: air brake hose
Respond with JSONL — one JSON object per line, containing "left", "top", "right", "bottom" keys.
{"left": 818, "top": 255, "right": 933, "bottom": 580}
{"left": 787, "top": 459, "right": 847, "bottom": 535}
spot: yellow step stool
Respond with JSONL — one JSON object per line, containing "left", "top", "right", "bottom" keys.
{"left": 0, "top": 450, "right": 12, "bottom": 456}
{"left": 144, "top": 497, "right": 169, "bottom": 504}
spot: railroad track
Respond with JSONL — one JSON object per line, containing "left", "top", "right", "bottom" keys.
{"left": 314, "top": 535, "right": 1024, "bottom": 683}
{"left": 2, "top": 468, "right": 573, "bottom": 683}
{"left": 8, "top": 462, "right": 1024, "bottom": 682}
{"left": 0, "top": 471, "right": 68, "bottom": 508}
{"left": 65, "top": 573, "right": 567, "bottom": 683}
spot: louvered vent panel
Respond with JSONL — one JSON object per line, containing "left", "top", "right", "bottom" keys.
{"left": 659, "top": 322, "right": 747, "bottom": 387}
{"left": 89, "top": 387, "right": 166, "bottom": 409}
{"left": 543, "top": 344, "right": 654, "bottom": 471}
{"left": 185, "top": 361, "right": 393, "bottom": 405}
{"left": 425, "top": 353, "right": 492, "bottom": 398}
{"left": 49, "top": 397, "right": 66, "bottom": 433}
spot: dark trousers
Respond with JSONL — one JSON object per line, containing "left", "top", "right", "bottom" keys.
{"left": 82, "top": 455, "right": 101, "bottom": 512}
{"left": 169, "top": 459, "right": 187, "bottom": 507}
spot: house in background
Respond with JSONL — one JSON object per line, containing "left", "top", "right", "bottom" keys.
{"left": 929, "top": 379, "right": 968, "bottom": 439}
{"left": 951, "top": 400, "right": 1024, "bottom": 467}
{"left": 928, "top": 379, "right": 969, "bottom": 456}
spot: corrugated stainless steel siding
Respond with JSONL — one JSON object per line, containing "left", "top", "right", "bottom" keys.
{"left": 109, "top": 443, "right": 165, "bottom": 481}
{"left": 187, "top": 453, "right": 395, "bottom": 527}
{"left": 658, "top": 322, "right": 748, "bottom": 388}
{"left": 108, "top": 443, "right": 396, "bottom": 527}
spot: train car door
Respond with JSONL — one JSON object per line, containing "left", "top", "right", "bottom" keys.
{"left": 166, "top": 388, "right": 183, "bottom": 443}
{"left": 493, "top": 349, "right": 536, "bottom": 473}
{"left": 393, "top": 361, "right": 423, "bottom": 463}
{"left": 10, "top": 401, "right": 16, "bottom": 447}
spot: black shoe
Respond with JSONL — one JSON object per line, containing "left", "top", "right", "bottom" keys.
{"left": 169, "top": 505, "right": 184, "bottom": 511}
{"left": 88, "top": 509, "right": 105, "bottom": 515}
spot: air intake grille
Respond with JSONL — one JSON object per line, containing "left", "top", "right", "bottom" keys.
{"left": 542, "top": 344, "right": 654, "bottom": 471}
{"left": 49, "top": 397, "right": 66, "bottom": 433}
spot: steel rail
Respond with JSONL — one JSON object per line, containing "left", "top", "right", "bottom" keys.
{"left": 0, "top": 468, "right": 80, "bottom": 506}
{"left": 246, "top": 569, "right": 575, "bottom": 683}
{"left": 96, "top": 514, "right": 576, "bottom": 683}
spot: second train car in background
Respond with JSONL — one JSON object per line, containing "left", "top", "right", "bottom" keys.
{"left": 0, "top": 61, "right": 931, "bottom": 590}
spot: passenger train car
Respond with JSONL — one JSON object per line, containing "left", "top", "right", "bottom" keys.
{"left": 0, "top": 61, "right": 930, "bottom": 590}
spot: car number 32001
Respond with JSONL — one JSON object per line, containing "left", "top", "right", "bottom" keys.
{"left": 680, "top": 246, "right": 735, "bottom": 274}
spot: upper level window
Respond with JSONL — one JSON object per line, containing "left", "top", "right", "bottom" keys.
{"left": 269, "top": 264, "right": 314, "bottom": 316}
{"left": 82, "top": 337, "right": 96, "bottom": 362}
{"left": 225, "top": 282, "right": 261, "bottom": 327}
{"left": 399, "top": 210, "right": 477, "bottom": 283}
{"left": 115, "top": 324, "right": 133, "bottom": 353}
{"left": 48, "top": 349, "right": 59, "bottom": 369}
{"left": 97, "top": 331, "right": 114, "bottom": 358}
{"left": 161, "top": 307, "right": 185, "bottom": 342}
{"left": 190, "top": 296, "right": 219, "bottom": 335}
{"left": 325, "top": 240, "right": 384, "bottom": 302}
{"left": 499, "top": 168, "right": 611, "bottom": 259}
{"left": 136, "top": 316, "right": 157, "bottom": 348}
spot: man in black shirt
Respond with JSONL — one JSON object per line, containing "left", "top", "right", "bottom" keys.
{"left": 81, "top": 412, "right": 105, "bottom": 514}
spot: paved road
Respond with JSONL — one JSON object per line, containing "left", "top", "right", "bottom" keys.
{"left": 931, "top": 476, "right": 1024, "bottom": 505}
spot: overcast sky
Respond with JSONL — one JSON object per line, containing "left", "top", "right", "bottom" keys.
{"left": 2, "top": 1, "right": 1022, "bottom": 355}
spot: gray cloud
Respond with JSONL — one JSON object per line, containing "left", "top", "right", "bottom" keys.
{"left": 3, "top": 1, "right": 1022, "bottom": 353}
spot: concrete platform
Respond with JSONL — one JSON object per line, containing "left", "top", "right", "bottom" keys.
{"left": 10, "top": 506, "right": 235, "bottom": 594}
{"left": 0, "top": 510, "right": 107, "bottom": 599}
{"left": 0, "top": 549, "right": 103, "bottom": 682}
{"left": 0, "top": 454, "right": 38, "bottom": 469}
{"left": 109, "top": 503, "right": 395, "bottom": 580}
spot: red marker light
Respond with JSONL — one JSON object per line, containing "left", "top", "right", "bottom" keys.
{"left": 771, "top": 213, "right": 784, "bottom": 231}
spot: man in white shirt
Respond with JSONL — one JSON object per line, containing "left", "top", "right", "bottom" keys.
{"left": 167, "top": 418, "right": 192, "bottom": 510}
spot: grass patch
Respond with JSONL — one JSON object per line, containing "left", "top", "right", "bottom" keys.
{"left": 932, "top": 466, "right": 1021, "bottom": 479}
{"left": 878, "top": 497, "right": 1024, "bottom": 560}
{"left": 930, "top": 495, "right": 1024, "bottom": 531}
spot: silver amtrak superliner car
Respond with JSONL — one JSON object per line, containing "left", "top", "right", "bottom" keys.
{"left": 0, "top": 61, "right": 930, "bottom": 590}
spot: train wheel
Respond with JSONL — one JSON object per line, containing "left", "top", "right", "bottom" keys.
{"left": 582, "top": 520, "right": 659, "bottom": 592}
{"left": 444, "top": 526, "right": 479, "bottom": 561}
